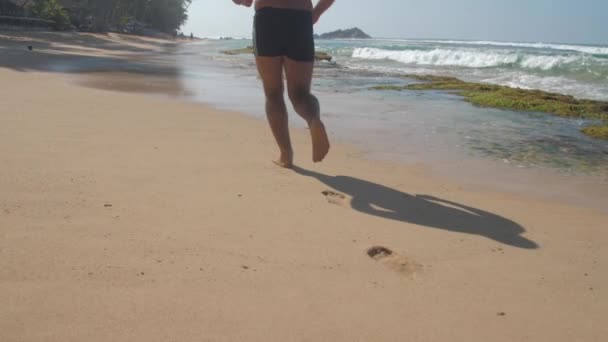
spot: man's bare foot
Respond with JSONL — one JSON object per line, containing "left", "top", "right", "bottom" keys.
{"left": 273, "top": 150, "right": 293, "bottom": 169}
{"left": 309, "top": 118, "right": 330, "bottom": 162}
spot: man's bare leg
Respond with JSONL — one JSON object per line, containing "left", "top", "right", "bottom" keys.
{"left": 284, "top": 57, "right": 330, "bottom": 163}
{"left": 255, "top": 56, "right": 293, "bottom": 168}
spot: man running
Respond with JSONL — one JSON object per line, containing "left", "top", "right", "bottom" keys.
{"left": 232, "top": 0, "right": 335, "bottom": 168}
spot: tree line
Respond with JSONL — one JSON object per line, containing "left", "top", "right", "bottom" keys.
{"left": 11, "top": 0, "right": 192, "bottom": 34}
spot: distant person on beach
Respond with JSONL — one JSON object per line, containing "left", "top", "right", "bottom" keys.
{"left": 232, "top": 0, "right": 335, "bottom": 168}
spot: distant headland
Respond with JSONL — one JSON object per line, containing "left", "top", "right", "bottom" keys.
{"left": 315, "top": 27, "right": 372, "bottom": 39}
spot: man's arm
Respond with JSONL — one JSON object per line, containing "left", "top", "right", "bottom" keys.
{"left": 313, "top": 0, "right": 335, "bottom": 24}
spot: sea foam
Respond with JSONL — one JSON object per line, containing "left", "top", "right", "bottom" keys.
{"left": 352, "top": 47, "right": 599, "bottom": 71}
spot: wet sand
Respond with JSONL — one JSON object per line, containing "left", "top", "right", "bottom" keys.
{"left": 1, "top": 31, "right": 606, "bottom": 342}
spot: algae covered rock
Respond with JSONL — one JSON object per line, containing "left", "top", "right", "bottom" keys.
{"left": 371, "top": 75, "right": 608, "bottom": 140}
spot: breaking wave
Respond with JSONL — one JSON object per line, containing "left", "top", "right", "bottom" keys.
{"left": 352, "top": 47, "right": 605, "bottom": 72}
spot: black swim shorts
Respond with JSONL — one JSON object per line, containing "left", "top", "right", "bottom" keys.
{"left": 253, "top": 7, "right": 315, "bottom": 62}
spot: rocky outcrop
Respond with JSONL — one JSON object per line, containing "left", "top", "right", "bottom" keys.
{"left": 315, "top": 27, "right": 372, "bottom": 39}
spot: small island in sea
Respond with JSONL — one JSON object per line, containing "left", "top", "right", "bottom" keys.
{"left": 315, "top": 27, "right": 372, "bottom": 39}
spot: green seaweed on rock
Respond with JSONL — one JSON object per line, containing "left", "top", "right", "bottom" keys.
{"left": 371, "top": 75, "right": 608, "bottom": 140}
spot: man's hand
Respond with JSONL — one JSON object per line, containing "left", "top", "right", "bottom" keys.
{"left": 312, "top": 10, "right": 321, "bottom": 25}
{"left": 312, "top": 0, "right": 335, "bottom": 24}
{"left": 232, "top": 0, "right": 253, "bottom": 7}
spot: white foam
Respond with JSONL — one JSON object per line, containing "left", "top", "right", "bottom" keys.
{"left": 519, "top": 55, "right": 580, "bottom": 70}
{"left": 345, "top": 53, "right": 608, "bottom": 101}
{"left": 353, "top": 47, "right": 519, "bottom": 68}
{"left": 483, "top": 72, "right": 608, "bottom": 101}
{"left": 352, "top": 47, "right": 598, "bottom": 71}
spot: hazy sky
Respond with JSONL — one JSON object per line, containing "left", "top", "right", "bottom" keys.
{"left": 182, "top": 0, "right": 608, "bottom": 45}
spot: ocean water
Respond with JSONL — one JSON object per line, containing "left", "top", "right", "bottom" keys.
{"left": 189, "top": 37, "right": 608, "bottom": 103}
{"left": 173, "top": 39, "right": 608, "bottom": 180}
{"left": 322, "top": 38, "right": 608, "bottom": 101}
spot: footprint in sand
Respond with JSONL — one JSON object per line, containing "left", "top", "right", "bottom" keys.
{"left": 367, "top": 246, "right": 420, "bottom": 277}
{"left": 322, "top": 190, "right": 347, "bottom": 205}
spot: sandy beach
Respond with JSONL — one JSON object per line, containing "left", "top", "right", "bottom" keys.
{"left": 1, "top": 32, "right": 606, "bottom": 341}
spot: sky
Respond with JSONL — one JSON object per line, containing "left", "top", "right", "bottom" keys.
{"left": 183, "top": 0, "right": 608, "bottom": 45}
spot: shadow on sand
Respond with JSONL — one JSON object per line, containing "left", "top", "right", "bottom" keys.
{"left": 294, "top": 166, "right": 538, "bottom": 249}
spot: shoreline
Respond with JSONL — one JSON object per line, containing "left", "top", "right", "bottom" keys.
{"left": 3, "top": 31, "right": 605, "bottom": 210}
{"left": 222, "top": 47, "right": 608, "bottom": 141}
{"left": 60, "top": 34, "right": 608, "bottom": 212}
{"left": 70, "top": 70, "right": 608, "bottom": 214}
{"left": 1, "top": 31, "right": 607, "bottom": 341}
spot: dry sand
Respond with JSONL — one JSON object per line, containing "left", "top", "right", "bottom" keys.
{"left": 1, "top": 32, "right": 606, "bottom": 342}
